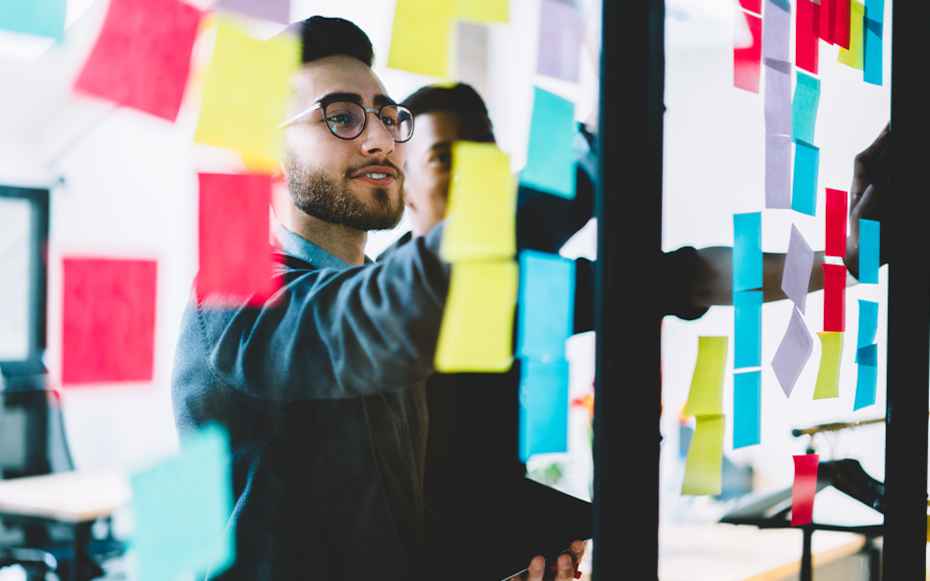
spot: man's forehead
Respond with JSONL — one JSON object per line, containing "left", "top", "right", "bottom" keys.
{"left": 291, "top": 55, "right": 390, "bottom": 106}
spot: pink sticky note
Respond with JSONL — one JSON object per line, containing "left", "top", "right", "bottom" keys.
{"left": 734, "top": 11, "right": 763, "bottom": 93}
{"left": 73, "top": 0, "right": 202, "bottom": 122}
{"left": 739, "top": 0, "right": 762, "bottom": 14}
{"left": 823, "top": 263, "right": 847, "bottom": 332}
{"left": 834, "top": 0, "right": 852, "bottom": 49}
{"left": 825, "top": 189, "right": 848, "bottom": 257}
{"left": 819, "top": 0, "right": 836, "bottom": 43}
{"left": 536, "top": 0, "right": 584, "bottom": 83}
{"left": 792, "top": 454, "right": 820, "bottom": 526}
{"left": 198, "top": 173, "right": 278, "bottom": 305}
{"left": 217, "top": 0, "right": 290, "bottom": 24}
{"left": 63, "top": 259, "right": 157, "bottom": 385}
{"left": 797, "top": 0, "right": 821, "bottom": 74}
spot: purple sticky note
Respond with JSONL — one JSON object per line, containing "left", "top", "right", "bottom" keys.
{"left": 781, "top": 225, "right": 815, "bottom": 313}
{"left": 764, "top": 65, "right": 792, "bottom": 136}
{"left": 763, "top": 0, "right": 791, "bottom": 63}
{"left": 772, "top": 307, "right": 814, "bottom": 398}
{"left": 766, "top": 134, "right": 791, "bottom": 209}
{"left": 537, "top": 0, "right": 584, "bottom": 83}
{"left": 217, "top": 0, "right": 290, "bottom": 24}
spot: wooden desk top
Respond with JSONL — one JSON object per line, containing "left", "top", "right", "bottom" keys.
{"left": 0, "top": 470, "right": 131, "bottom": 523}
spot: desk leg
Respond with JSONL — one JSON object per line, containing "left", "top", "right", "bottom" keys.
{"left": 70, "top": 522, "right": 92, "bottom": 581}
{"left": 800, "top": 526, "right": 813, "bottom": 581}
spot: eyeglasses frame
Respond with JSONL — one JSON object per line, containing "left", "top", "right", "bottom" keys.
{"left": 277, "top": 101, "right": 415, "bottom": 143}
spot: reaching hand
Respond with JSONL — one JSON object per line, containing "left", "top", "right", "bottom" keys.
{"left": 846, "top": 123, "right": 890, "bottom": 279}
{"left": 509, "top": 540, "right": 586, "bottom": 581}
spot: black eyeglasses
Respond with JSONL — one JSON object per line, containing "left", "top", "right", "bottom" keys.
{"left": 278, "top": 101, "right": 415, "bottom": 143}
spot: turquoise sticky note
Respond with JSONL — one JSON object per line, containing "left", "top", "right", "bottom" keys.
{"left": 863, "top": 18, "right": 882, "bottom": 86}
{"left": 518, "top": 359, "right": 570, "bottom": 462}
{"left": 734, "top": 370, "right": 761, "bottom": 449}
{"left": 131, "top": 424, "right": 235, "bottom": 581}
{"left": 865, "top": 0, "right": 884, "bottom": 23}
{"left": 521, "top": 87, "right": 576, "bottom": 199}
{"left": 734, "top": 291, "right": 763, "bottom": 368}
{"left": 517, "top": 250, "right": 576, "bottom": 362}
{"left": 792, "top": 72, "right": 821, "bottom": 146}
{"left": 859, "top": 219, "right": 880, "bottom": 284}
{"left": 854, "top": 344, "right": 878, "bottom": 410}
{"left": 856, "top": 300, "right": 879, "bottom": 363}
{"left": 0, "top": 0, "right": 65, "bottom": 39}
{"left": 734, "top": 213, "right": 762, "bottom": 292}
{"left": 792, "top": 141, "right": 820, "bottom": 216}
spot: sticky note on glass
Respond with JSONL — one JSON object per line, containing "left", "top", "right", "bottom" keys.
{"left": 859, "top": 219, "right": 880, "bottom": 284}
{"left": 823, "top": 263, "right": 847, "bottom": 332}
{"left": 814, "top": 332, "right": 843, "bottom": 399}
{"left": 863, "top": 18, "right": 882, "bottom": 85}
{"left": 521, "top": 88, "right": 576, "bottom": 199}
{"left": 766, "top": 134, "right": 792, "bottom": 209}
{"left": 792, "top": 141, "right": 820, "bottom": 216}
{"left": 734, "top": 212, "right": 762, "bottom": 292}
{"left": 537, "top": 0, "right": 584, "bottom": 83}
{"left": 739, "top": 0, "right": 762, "bottom": 13}
{"left": 854, "top": 344, "right": 878, "bottom": 410}
{"left": 388, "top": 0, "right": 454, "bottom": 78}
{"left": 435, "top": 261, "right": 518, "bottom": 372}
{"left": 792, "top": 71, "right": 820, "bottom": 146}
{"left": 440, "top": 142, "right": 517, "bottom": 262}
{"left": 734, "top": 291, "right": 762, "bottom": 369}
{"left": 772, "top": 307, "right": 813, "bottom": 398}
{"left": 791, "top": 454, "right": 819, "bottom": 526}
{"left": 194, "top": 19, "right": 300, "bottom": 171}
{"left": 782, "top": 224, "right": 815, "bottom": 314}
{"left": 455, "top": 0, "right": 509, "bottom": 23}
{"left": 834, "top": 0, "right": 852, "bottom": 49}
{"left": 796, "top": 0, "right": 820, "bottom": 75}
{"left": 131, "top": 423, "right": 234, "bottom": 581}
{"left": 857, "top": 300, "right": 879, "bottom": 352}
{"left": 825, "top": 189, "right": 848, "bottom": 257}
{"left": 517, "top": 250, "right": 575, "bottom": 363}
{"left": 518, "top": 359, "right": 569, "bottom": 462}
{"left": 681, "top": 415, "right": 725, "bottom": 496}
{"left": 819, "top": 0, "right": 836, "bottom": 43}
{"left": 684, "top": 337, "right": 728, "bottom": 417}
{"left": 734, "top": 10, "right": 762, "bottom": 94}
{"left": 217, "top": 0, "right": 290, "bottom": 24}
{"left": 0, "top": 0, "right": 65, "bottom": 39}
{"left": 763, "top": 0, "right": 791, "bottom": 62}
{"left": 62, "top": 259, "right": 157, "bottom": 385}
{"left": 865, "top": 0, "right": 884, "bottom": 23}
{"left": 765, "top": 64, "right": 792, "bottom": 136}
{"left": 838, "top": 0, "right": 865, "bottom": 70}
{"left": 734, "top": 371, "right": 761, "bottom": 449}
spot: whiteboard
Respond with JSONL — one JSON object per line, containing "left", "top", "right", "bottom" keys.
{"left": 0, "top": 197, "right": 32, "bottom": 361}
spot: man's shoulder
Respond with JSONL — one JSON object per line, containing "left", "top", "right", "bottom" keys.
{"left": 375, "top": 231, "right": 414, "bottom": 263}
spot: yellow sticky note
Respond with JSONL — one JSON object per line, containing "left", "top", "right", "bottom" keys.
{"left": 435, "top": 261, "right": 518, "bottom": 372}
{"left": 440, "top": 142, "right": 517, "bottom": 262}
{"left": 814, "top": 332, "right": 844, "bottom": 399}
{"left": 684, "top": 337, "right": 728, "bottom": 417}
{"left": 454, "top": 0, "right": 509, "bottom": 23}
{"left": 838, "top": 1, "right": 865, "bottom": 71}
{"left": 926, "top": 514, "right": 930, "bottom": 542}
{"left": 194, "top": 19, "right": 300, "bottom": 171}
{"left": 388, "top": 0, "right": 455, "bottom": 78}
{"left": 682, "top": 415, "right": 725, "bottom": 496}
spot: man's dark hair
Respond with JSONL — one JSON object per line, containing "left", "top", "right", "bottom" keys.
{"left": 281, "top": 16, "right": 374, "bottom": 67}
{"left": 401, "top": 83, "right": 490, "bottom": 122}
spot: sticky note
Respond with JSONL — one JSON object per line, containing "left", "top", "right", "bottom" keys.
{"left": 854, "top": 344, "right": 878, "bottom": 410}
{"left": 791, "top": 454, "right": 820, "bottom": 526}
{"left": 858, "top": 219, "right": 880, "bottom": 284}
{"left": 681, "top": 415, "right": 725, "bottom": 496}
{"left": 864, "top": 0, "right": 884, "bottom": 23}
{"left": 217, "top": 0, "right": 290, "bottom": 24}
{"left": 766, "top": 134, "right": 792, "bottom": 209}
{"left": 792, "top": 142, "right": 820, "bottom": 216}
{"left": 734, "top": 212, "right": 762, "bottom": 292}
{"left": 518, "top": 359, "right": 569, "bottom": 462}
{"left": 823, "top": 263, "right": 847, "bottom": 332}
{"left": 863, "top": 18, "right": 882, "bottom": 86}
{"left": 819, "top": 0, "right": 836, "bottom": 43}
{"left": 857, "top": 300, "right": 879, "bottom": 350}
{"left": 684, "top": 337, "right": 728, "bottom": 417}
{"left": 834, "top": 0, "right": 852, "bottom": 49}
{"left": 131, "top": 424, "right": 234, "bottom": 581}
{"left": 0, "top": 0, "right": 65, "bottom": 39}
{"left": 740, "top": 0, "right": 762, "bottom": 13}
{"left": 734, "top": 10, "right": 763, "bottom": 93}
{"left": 838, "top": 0, "right": 865, "bottom": 70}
{"left": 792, "top": 72, "right": 821, "bottom": 146}
{"left": 62, "top": 259, "right": 157, "bottom": 385}
{"left": 782, "top": 225, "right": 815, "bottom": 313}
{"left": 825, "top": 189, "right": 848, "bottom": 257}
{"left": 440, "top": 142, "right": 517, "bottom": 262}
{"left": 796, "top": 0, "right": 820, "bottom": 75}
{"left": 734, "top": 291, "right": 762, "bottom": 369}
{"left": 814, "top": 332, "right": 844, "bottom": 399}
{"left": 536, "top": 0, "right": 585, "bottom": 83}
{"left": 772, "top": 307, "right": 813, "bottom": 398}
{"left": 521, "top": 88, "right": 576, "bottom": 199}
{"left": 455, "top": 0, "right": 509, "bottom": 23}
{"left": 195, "top": 18, "right": 300, "bottom": 170}
{"left": 517, "top": 251, "right": 575, "bottom": 362}
{"left": 435, "top": 261, "right": 518, "bottom": 372}
{"left": 734, "top": 371, "right": 761, "bottom": 449}
{"left": 765, "top": 66, "right": 792, "bottom": 136}
{"left": 388, "top": 0, "right": 454, "bottom": 78}
{"left": 763, "top": 0, "right": 791, "bottom": 63}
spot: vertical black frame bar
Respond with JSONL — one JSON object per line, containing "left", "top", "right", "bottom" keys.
{"left": 883, "top": 0, "right": 930, "bottom": 577}
{"left": 593, "top": 0, "right": 665, "bottom": 578}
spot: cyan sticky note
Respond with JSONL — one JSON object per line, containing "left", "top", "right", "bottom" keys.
{"left": 518, "top": 359, "right": 570, "bottom": 462}
{"left": 734, "top": 213, "right": 762, "bottom": 292}
{"left": 734, "top": 370, "right": 762, "bottom": 449}
{"left": 0, "top": 0, "right": 65, "bottom": 39}
{"left": 854, "top": 344, "right": 878, "bottom": 410}
{"left": 517, "top": 250, "right": 575, "bottom": 362}
{"left": 857, "top": 300, "right": 879, "bottom": 351}
{"left": 865, "top": 0, "right": 884, "bottom": 23}
{"left": 521, "top": 87, "right": 576, "bottom": 199}
{"left": 863, "top": 18, "right": 882, "bottom": 86}
{"left": 792, "top": 142, "right": 820, "bottom": 216}
{"left": 734, "top": 291, "right": 763, "bottom": 368}
{"left": 792, "top": 71, "right": 821, "bottom": 146}
{"left": 859, "top": 219, "right": 880, "bottom": 284}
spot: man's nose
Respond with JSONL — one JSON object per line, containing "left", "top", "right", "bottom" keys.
{"left": 359, "top": 112, "right": 396, "bottom": 155}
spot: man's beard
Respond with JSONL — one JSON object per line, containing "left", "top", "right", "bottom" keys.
{"left": 284, "top": 156, "right": 405, "bottom": 231}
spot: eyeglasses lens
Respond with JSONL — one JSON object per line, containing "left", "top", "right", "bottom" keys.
{"left": 381, "top": 105, "right": 414, "bottom": 142}
{"left": 325, "top": 102, "right": 366, "bottom": 139}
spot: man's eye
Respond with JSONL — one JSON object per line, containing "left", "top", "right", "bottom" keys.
{"left": 327, "top": 114, "right": 352, "bottom": 125}
{"left": 432, "top": 153, "right": 452, "bottom": 165}
{"left": 381, "top": 117, "right": 397, "bottom": 127}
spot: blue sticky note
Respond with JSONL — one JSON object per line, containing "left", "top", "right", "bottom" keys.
{"left": 517, "top": 250, "right": 576, "bottom": 362}
{"left": 518, "top": 359, "right": 570, "bottom": 462}
{"left": 131, "top": 424, "right": 235, "bottom": 581}
{"left": 856, "top": 300, "right": 879, "bottom": 362}
{"left": 0, "top": 0, "right": 65, "bottom": 39}
{"left": 521, "top": 87, "right": 576, "bottom": 199}
{"left": 734, "top": 370, "right": 761, "bottom": 449}
{"left": 857, "top": 344, "right": 878, "bottom": 367}
{"left": 859, "top": 219, "right": 880, "bottom": 283}
{"left": 792, "top": 141, "right": 820, "bottom": 216}
{"left": 863, "top": 18, "right": 882, "bottom": 86}
{"left": 792, "top": 72, "right": 821, "bottom": 146}
{"left": 865, "top": 0, "right": 884, "bottom": 23}
{"left": 734, "top": 291, "right": 763, "bottom": 368}
{"left": 734, "top": 213, "right": 762, "bottom": 292}
{"left": 854, "top": 345, "right": 878, "bottom": 411}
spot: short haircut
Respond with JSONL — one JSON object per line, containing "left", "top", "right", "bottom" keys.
{"left": 401, "top": 83, "right": 490, "bottom": 121}
{"left": 280, "top": 16, "right": 374, "bottom": 67}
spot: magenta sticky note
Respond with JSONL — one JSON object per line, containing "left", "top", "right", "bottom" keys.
{"left": 734, "top": 10, "right": 763, "bottom": 93}
{"left": 536, "top": 0, "right": 584, "bottom": 83}
{"left": 791, "top": 454, "right": 819, "bottom": 526}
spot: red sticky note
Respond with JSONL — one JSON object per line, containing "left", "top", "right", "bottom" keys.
{"left": 63, "top": 259, "right": 157, "bottom": 385}
{"left": 823, "top": 263, "right": 847, "bottom": 332}
{"left": 734, "top": 11, "right": 763, "bottom": 93}
{"left": 198, "top": 173, "right": 278, "bottom": 305}
{"left": 797, "top": 0, "right": 821, "bottom": 74}
{"left": 819, "top": 0, "right": 836, "bottom": 44}
{"left": 834, "top": 0, "right": 852, "bottom": 49}
{"left": 73, "top": 0, "right": 202, "bottom": 122}
{"left": 825, "top": 189, "right": 848, "bottom": 258}
{"left": 792, "top": 454, "right": 820, "bottom": 526}
{"left": 739, "top": 0, "right": 762, "bottom": 14}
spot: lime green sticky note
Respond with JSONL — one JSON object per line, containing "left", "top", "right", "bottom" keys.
{"left": 684, "top": 337, "right": 728, "bottom": 417}
{"left": 194, "top": 18, "right": 300, "bottom": 171}
{"left": 814, "top": 332, "right": 844, "bottom": 399}
{"left": 435, "top": 261, "right": 518, "bottom": 372}
{"left": 440, "top": 141, "right": 518, "bottom": 262}
{"left": 838, "top": 1, "right": 865, "bottom": 71}
{"left": 388, "top": 0, "right": 455, "bottom": 78}
{"left": 682, "top": 415, "right": 725, "bottom": 496}
{"left": 454, "top": 0, "right": 509, "bottom": 23}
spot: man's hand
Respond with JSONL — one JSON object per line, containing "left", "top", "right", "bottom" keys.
{"left": 509, "top": 540, "right": 586, "bottom": 581}
{"left": 846, "top": 123, "right": 891, "bottom": 280}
